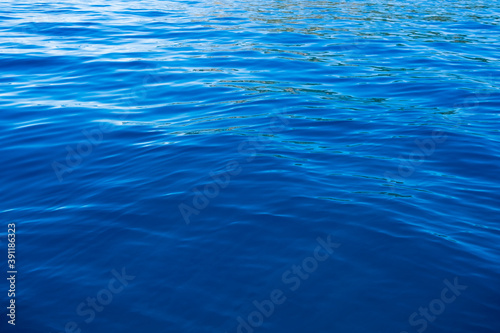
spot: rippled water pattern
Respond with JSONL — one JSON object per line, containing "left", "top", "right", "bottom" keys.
{"left": 1, "top": 0, "right": 500, "bottom": 332}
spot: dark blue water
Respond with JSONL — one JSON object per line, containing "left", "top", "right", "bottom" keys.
{"left": 1, "top": 0, "right": 500, "bottom": 332}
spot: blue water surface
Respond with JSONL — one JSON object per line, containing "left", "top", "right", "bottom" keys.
{"left": 1, "top": 0, "right": 499, "bottom": 332}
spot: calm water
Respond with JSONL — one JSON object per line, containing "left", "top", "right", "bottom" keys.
{"left": 1, "top": 0, "right": 499, "bottom": 332}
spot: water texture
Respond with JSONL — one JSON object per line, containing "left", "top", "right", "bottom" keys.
{"left": 1, "top": 0, "right": 499, "bottom": 332}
